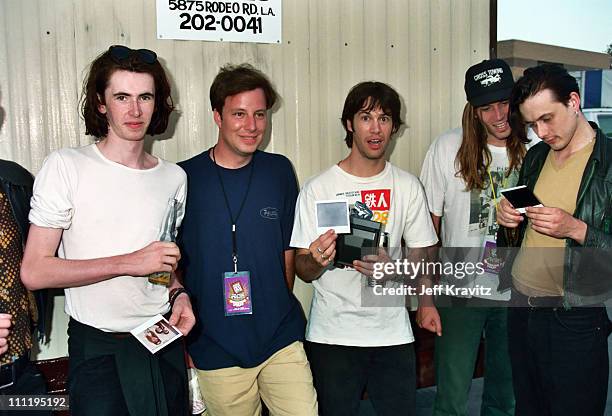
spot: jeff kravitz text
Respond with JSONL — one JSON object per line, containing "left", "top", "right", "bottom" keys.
{"left": 372, "top": 284, "right": 492, "bottom": 297}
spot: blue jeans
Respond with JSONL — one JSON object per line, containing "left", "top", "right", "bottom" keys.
{"left": 305, "top": 341, "right": 416, "bottom": 416}
{"left": 507, "top": 302, "right": 610, "bottom": 416}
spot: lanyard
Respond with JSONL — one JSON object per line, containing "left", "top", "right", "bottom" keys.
{"left": 486, "top": 168, "right": 508, "bottom": 210}
{"left": 211, "top": 147, "right": 255, "bottom": 273}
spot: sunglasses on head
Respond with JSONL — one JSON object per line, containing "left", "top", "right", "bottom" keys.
{"left": 108, "top": 45, "right": 158, "bottom": 64}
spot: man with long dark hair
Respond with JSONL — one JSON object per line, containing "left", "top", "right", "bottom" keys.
{"left": 419, "top": 59, "right": 529, "bottom": 416}
{"left": 20, "top": 45, "right": 194, "bottom": 415}
{"left": 497, "top": 64, "right": 612, "bottom": 416}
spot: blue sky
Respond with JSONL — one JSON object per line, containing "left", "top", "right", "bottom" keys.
{"left": 498, "top": 0, "right": 612, "bottom": 53}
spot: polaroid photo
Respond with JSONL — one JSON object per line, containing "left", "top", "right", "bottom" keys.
{"left": 315, "top": 199, "right": 351, "bottom": 234}
{"left": 130, "top": 314, "right": 182, "bottom": 354}
{"left": 500, "top": 185, "right": 544, "bottom": 214}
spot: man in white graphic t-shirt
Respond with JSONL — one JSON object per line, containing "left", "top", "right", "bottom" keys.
{"left": 419, "top": 58, "right": 530, "bottom": 416}
{"left": 291, "top": 81, "right": 438, "bottom": 416}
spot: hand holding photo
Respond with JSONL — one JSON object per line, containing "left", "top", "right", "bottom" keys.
{"left": 500, "top": 185, "right": 543, "bottom": 214}
{"left": 130, "top": 314, "right": 182, "bottom": 354}
{"left": 315, "top": 199, "right": 351, "bottom": 234}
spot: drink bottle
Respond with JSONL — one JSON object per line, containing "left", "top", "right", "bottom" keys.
{"left": 148, "top": 198, "right": 178, "bottom": 286}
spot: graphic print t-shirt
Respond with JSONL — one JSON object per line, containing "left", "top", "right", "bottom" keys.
{"left": 467, "top": 157, "right": 519, "bottom": 239}
{"left": 420, "top": 128, "right": 521, "bottom": 300}
{"left": 291, "top": 163, "right": 437, "bottom": 346}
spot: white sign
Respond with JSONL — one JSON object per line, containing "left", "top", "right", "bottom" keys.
{"left": 156, "top": 0, "right": 281, "bottom": 44}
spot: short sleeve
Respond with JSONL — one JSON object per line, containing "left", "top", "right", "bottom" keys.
{"left": 402, "top": 180, "right": 438, "bottom": 248}
{"left": 420, "top": 136, "right": 449, "bottom": 217}
{"left": 174, "top": 168, "right": 188, "bottom": 230}
{"left": 29, "top": 151, "right": 76, "bottom": 229}
{"left": 290, "top": 184, "right": 317, "bottom": 250}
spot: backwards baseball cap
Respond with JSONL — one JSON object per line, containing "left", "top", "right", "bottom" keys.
{"left": 464, "top": 59, "right": 514, "bottom": 107}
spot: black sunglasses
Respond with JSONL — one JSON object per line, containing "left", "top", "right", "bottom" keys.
{"left": 108, "top": 45, "right": 158, "bottom": 64}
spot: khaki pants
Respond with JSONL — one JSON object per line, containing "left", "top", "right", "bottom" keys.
{"left": 197, "top": 341, "right": 318, "bottom": 416}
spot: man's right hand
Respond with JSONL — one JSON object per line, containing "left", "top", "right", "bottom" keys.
{"left": 308, "top": 229, "right": 337, "bottom": 267}
{"left": 22, "top": 226, "right": 183, "bottom": 289}
{"left": 125, "top": 241, "right": 181, "bottom": 276}
{"left": 0, "top": 314, "right": 12, "bottom": 355}
{"left": 496, "top": 197, "right": 523, "bottom": 228}
{"left": 295, "top": 230, "right": 338, "bottom": 282}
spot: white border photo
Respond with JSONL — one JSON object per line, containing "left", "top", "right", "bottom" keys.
{"left": 315, "top": 199, "right": 351, "bottom": 235}
{"left": 500, "top": 185, "right": 544, "bottom": 214}
{"left": 130, "top": 314, "right": 182, "bottom": 354}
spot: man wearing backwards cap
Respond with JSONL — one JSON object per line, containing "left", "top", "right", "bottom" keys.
{"left": 419, "top": 59, "right": 531, "bottom": 415}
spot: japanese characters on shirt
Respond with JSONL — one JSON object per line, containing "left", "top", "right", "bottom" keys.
{"left": 337, "top": 189, "right": 391, "bottom": 226}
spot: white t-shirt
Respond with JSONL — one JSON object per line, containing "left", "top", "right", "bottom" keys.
{"left": 420, "top": 128, "right": 522, "bottom": 300}
{"left": 29, "top": 144, "right": 187, "bottom": 332}
{"left": 290, "top": 162, "right": 438, "bottom": 346}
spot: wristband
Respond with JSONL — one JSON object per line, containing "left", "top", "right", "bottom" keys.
{"left": 169, "top": 287, "right": 188, "bottom": 309}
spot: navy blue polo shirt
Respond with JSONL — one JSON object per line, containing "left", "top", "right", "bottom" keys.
{"left": 178, "top": 149, "right": 305, "bottom": 370}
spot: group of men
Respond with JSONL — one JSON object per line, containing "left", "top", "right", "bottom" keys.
{"left": 420, "top": 59, "right": 612, "bottom": 416}
{"left": 0, "top": 44, "right": 610, "bottom": 416}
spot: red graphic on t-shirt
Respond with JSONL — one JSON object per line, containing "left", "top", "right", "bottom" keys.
{"left": 360, "top": 189, "right": 391, "bottom": 225}
{"left": 360, "top": 189, "right": 390, "bottom": 211}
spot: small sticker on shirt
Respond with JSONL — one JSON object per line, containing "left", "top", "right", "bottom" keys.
{"left": 223, "top": 271, "right": 253, "bottom": 316}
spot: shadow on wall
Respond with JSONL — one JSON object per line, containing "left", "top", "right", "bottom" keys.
{"left": 144, "top": 57, "right": 181, "bottom": 155}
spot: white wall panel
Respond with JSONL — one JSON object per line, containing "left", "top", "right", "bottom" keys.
{"left": 0, "top": 0, "right": 490, "bottom": 358}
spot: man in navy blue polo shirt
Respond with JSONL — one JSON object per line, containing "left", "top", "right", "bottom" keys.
{"left": 178, "top": 64, "right": 317, "bottom": 415}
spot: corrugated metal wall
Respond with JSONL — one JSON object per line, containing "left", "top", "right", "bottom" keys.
{"left": 0, "top": 0, "right": 490, "bottom": 359}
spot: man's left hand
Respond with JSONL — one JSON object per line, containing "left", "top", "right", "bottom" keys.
{"left": 525, "top": 206, "right": 587, "bottom": 244}
{"left": 169, "top": 294, "right": 195, "bottom": 336}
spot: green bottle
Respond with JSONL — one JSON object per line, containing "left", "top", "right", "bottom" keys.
{"left": 148, "top": 198, "right": 178, "bottom": 286}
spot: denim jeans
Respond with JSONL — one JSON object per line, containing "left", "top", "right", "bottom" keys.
{"left": 305, "top": 341, "right": 416, "bottom": 416}
{"left": 507, "top": 303, "right": 610, "bottom": 416}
